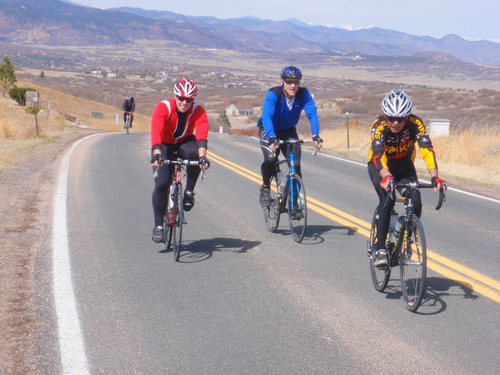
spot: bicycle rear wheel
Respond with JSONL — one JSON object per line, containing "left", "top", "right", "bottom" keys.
{"left": 400, "top": 216, "right": 427, "bottom": 312}
{"left": 369, "top": 208, "right": 391, "bottom": 292}
{"left": 171, "top": 183, "right": 184, "bottom": 261}
{"left": 263, "top": 173, "right": 280, "bottom": 232}
{"left": 287, "top": 174, "right": 307, "bottom": 243}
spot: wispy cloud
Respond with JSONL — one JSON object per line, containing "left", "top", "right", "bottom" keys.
{"left": 321, "top": 23, "right": 374, "bottom": 31}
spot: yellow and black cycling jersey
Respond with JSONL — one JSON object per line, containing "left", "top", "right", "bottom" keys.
{"left": 367, "top": 114, "right": 437, "bottom": 172}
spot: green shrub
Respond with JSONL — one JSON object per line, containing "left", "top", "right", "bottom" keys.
{"left": 24, "top": 105, "right": 43, "bottom": 114}
{"left": 8, "top": 87, "right": 36, "bottom": 105}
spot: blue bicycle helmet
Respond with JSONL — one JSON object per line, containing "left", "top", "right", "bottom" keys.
{"left": 281, "top": 66, "right": 302, "bottom": 80}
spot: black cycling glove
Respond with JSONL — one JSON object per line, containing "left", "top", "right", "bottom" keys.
{"left": 199, "top": 156, "right": 210, "bottom": 168}
{"left": 312, "top": 135, "right": 323, "bottom": 143}
{"left": 431, "top": 176, "right": 445, "bottom": 188}
{"left": 151, "top": 154, "right": 163, "bottom": 164}
{"left": 268, "top": 136, "right": 279, "bottom": 146}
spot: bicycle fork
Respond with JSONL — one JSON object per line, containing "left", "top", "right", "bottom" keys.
{"left": 288, "top": 154, "right": 303, "bottom": 211}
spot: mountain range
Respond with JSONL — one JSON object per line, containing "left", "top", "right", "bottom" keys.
{"left": 0, "top": 0, "right": 498, "bottom": 66}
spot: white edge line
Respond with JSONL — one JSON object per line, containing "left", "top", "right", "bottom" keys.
{"left": 53, "top": 135, "right": 99, "bottom": 374}
{"left": 250, "top": 136, "right": 500, "bottom": 204}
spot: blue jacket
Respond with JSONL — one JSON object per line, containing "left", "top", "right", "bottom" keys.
{"left": 258, "top": 86, "right": 320, "bottom": 138}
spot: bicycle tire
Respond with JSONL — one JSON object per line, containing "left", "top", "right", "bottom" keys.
{"left": 172, "top": 183, "right": 184, "bottom": 261}
{"left": 287, "top": 174, "right": 307, "bottom": 243}
{"left": 264, "top": 173, "right": 280, "bottom": 232}
{"left": 164, "top": 186, "right": 174, "bottom": 249}
{"left": 400, "top": 216, "right": 427, "bottom": 312}
{"left": 369, "top": 208, "right": 391, "bottom": 292}
{"left": 125, "top": 114, "right": 131, "bottom": 134}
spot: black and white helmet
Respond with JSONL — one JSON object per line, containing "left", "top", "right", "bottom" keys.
{"left": 382, "top": 90, "right": 412, "bottom": 117}
{"left": 280, "top": 66, "right": 302, "bottom": 80}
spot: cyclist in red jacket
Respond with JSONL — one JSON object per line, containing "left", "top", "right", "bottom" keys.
{"left": 150, "top": 78, "right": 210, "bottom": 243}
{"left": 367, "top": 90, "right": 445, "bottom": 267}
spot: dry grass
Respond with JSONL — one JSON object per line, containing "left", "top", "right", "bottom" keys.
{"left": 0, "top": 80, "right": 151, "bottom": 168}
{"left": 1, "top": 79, "right": 499, "bottom": 195}
{"left": 321, "top": 125, "right": 500, "bottom": 194}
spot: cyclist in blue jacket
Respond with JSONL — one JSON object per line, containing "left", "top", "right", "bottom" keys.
{"left": 258, "top": 66, "right": 323, "bottom": 208}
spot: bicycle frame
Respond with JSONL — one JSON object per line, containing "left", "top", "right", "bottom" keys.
{"left": 277, "top": 153, "right": 303, "bottom": 212}
{"left": 262, "top": 138, "right": 317, "bottom": 242}
{"left": 153, "top": 157, "right": 205, "bottom": 261}
{"left": 124, "top": 112, "right": 132, "bottom": 134}
{"left": 368, "top": 178, "right": 446, "bottom": 312}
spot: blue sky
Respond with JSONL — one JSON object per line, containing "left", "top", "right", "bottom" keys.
{"left": 71, "top": 0, "right": 499, "bottom": 42}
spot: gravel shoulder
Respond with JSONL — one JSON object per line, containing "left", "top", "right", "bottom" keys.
{"left": 0, "top": 128, "right": 100, "bottom": 374}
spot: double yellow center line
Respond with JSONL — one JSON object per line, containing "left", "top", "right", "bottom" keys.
{"left": 208, "top": 151, "right": 500, "bottom": 303}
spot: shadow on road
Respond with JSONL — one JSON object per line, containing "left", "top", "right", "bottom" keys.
{"left": 375, "top": 276, "right": 478, "bottom": 314}
{"left": 417, "top": 276, "right": 479, "bottom": 315}
{"left": 302, "top": 224, "right": 359, "bottom": 245}
{"left": 159, "top": 237, "right": 261, "bottom": 262}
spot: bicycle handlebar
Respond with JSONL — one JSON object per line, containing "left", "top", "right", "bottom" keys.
{"left": 152, "top": 157, "right": 207, "bottom": 180}
{"left": 272, "top": 138, "right": 320, "bottom": 157}
{"left": 385, "top": 180, "right": 447, "bottom": 210}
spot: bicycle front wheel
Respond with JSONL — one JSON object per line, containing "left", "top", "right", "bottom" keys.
{"left": 171, "top": 183, "right": 184, "bottom": 262}
{"left": 287, "top": 174, "right": 307, "bottom": 243}
{"left": 400, "top": 216, "right": 427, "bottom": 312}
{"left": 263, "top": 173, "right": 280, "bottom": 232}
{"left": 125, "top": 115, "right": 130, "bottom": 134}
{"left": 369, "top": 208, "right": 391, "bottom": 292}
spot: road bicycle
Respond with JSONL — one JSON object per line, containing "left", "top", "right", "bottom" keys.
{"left": 263, "top": 139, "right": 318, "bottom": 243}
{"left": 153, "top": 156, "right": 206, "bottom": 261}
{"left": 368, "top": 179, "right": 446, "bottom": 312}
{"left": 124, "top": 111, "right": 132, "bottom": 134}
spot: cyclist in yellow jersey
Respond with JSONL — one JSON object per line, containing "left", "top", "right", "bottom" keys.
{"left": 367, "top": 90, "right": 445, "bottom": 267}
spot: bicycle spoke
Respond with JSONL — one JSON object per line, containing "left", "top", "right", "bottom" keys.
{"left": 400, "top": 217, "right": 427, "bottom": 312}
{"left": 287, "top": 174, "right": 307, "bottom": 243}
{"left": 263, "top": 174, "right": 280, "bottom": 232}
{"left": 172, "top": 183, "right": 184, "bottom": 261}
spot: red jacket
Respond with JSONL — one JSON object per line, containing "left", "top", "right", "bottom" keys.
{"left": 151, "top": 99, "right": 209, "bottom": 148}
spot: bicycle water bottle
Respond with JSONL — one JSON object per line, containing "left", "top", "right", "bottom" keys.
{"left": 393, "top": 216, "right": 403, "bottom": 240}
{"left": 389, "top": 211, "right": 398, "bottom": 243}
{"left": 167, "top": 187, "right": 175, "bottom": 225}
{"left": 168, "top": 187, "right": 174, "bottom": 209}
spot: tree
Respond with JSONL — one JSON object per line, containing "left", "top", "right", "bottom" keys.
{"left": 40, "top": 71, "right": 45, "bottom": 79}
{"left": 216, "top": 110, "right": 231, "bottom": 127}
{"left": 0, "top": 56, "right": 17, "bottom": 97}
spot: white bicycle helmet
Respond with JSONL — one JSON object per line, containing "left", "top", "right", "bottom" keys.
{"left": 382, "top": 90, "right": 412, "bottom": 117}
{"left": 174, "top": 78, "right": 198, "bottom": 99}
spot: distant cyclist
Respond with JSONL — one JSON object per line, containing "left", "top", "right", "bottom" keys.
{"left": 367, "top": 89, "right": 445, "bottom": 267}
{"left": 122, "top": 95, "right": 135, "bottom": 128}
{"left": 150, "top": 78, "right": 210, "bottom": 243}
{"left": 257, "top": 66, "right": 323, "bottom": 213}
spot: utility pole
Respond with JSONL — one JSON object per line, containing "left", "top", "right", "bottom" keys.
{"left": 346, "top": 111, "right": 350, "bottom": 150}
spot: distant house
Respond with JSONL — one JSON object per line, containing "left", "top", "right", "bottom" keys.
{"left": 155, "top": 71, "right": 170, "bottom": 78}
{"left": 226, "top": 104, "right": 254, "bottom": 116}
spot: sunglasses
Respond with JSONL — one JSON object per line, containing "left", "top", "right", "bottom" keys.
{"left": 386, "top": 116, "right": 407, "bottom": 123}
{"left": 284, "top": 80, "right": 300, "bottom": 86}
{"left": 176, "top": 96, "right": 194, "bottom": 103}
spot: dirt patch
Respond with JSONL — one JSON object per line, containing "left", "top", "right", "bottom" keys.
{"left": 0, "top": 128, "right": 100, "bottom": 374}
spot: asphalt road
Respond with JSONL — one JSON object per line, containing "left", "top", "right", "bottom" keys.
{"left": 60, "top": 132, "right": 499, "bottom": 374}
